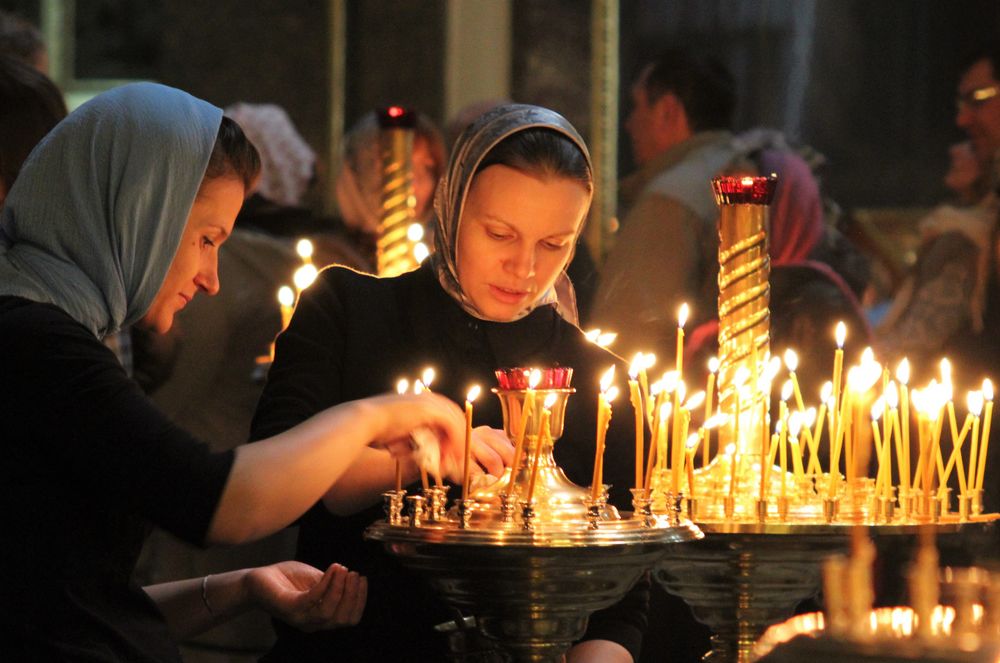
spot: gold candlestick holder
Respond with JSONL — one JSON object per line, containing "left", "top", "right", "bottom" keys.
{"left": 366, "top": 367, "right": 701, "bottom": 662}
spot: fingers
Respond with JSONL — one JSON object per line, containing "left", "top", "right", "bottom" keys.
{"left": 474, "top": 426, "right": 515, "bottom": 464}
{"left": 330, "top": 570, "right": 365, "bottom": 626}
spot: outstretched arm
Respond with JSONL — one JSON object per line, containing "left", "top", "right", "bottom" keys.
{"left": 145, "top": 561, "right": 366, "bottom": 641}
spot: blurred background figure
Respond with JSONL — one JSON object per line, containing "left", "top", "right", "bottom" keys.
{"left": 876, "top": 41, "right": 1000, "bottom": 387}
{"left": 0, "top": 54, "right": 66, "bottom": 208}
{"left": 333, "top": 109, "right": 446, "bottom": 271}
{"left": 0, "top": 9, "right": 47, "bottom": 74}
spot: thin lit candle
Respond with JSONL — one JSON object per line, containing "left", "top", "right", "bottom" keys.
{"left": 897, "top": 359, "right": 911, "bottom": 495}
{"left": 394, "top": 378, "right": 409, "bottom": 492}
{"left": 629, "top": 354, "right": 646, "bottom": 491}
{"left": 526, "top": 393, "right": 557, "bottom": 505}
{"left": 784, "top": 349, "right": 806, "bottom": 412}
{"left": 592, "top": 367, "right": 617, "bottom": 500}
{"left": 295, "top": 238, "right": 314, "bottom": 264}
{"left": 506, "top": 369, "right": 542, "bottom": 500}
{"left": 976, "top": 379, "right": 994, "bottom": 492}
{"left": 461, "top": 385, "right": 481, "bottom": 500}
{"left": 969, "top": 391, "right": 983, "bottom": 493}
{"left": 832, "top": 322, "right": 847, "bottom": 427}
{"left": 704, "top": 356, "right": 719, "bottom": 466}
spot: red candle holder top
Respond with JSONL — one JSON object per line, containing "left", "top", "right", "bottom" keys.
{"left": 495, "top": 367, "right": 573, "bottom": 390}
{"left": 712, "top": 174, "right": 778, "bottom": 205}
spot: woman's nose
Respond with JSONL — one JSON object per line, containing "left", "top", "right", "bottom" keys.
{"left": 195, "top": 253, "right": 220, "bottom": 296}
{"left": 505, "top": 245, "right": 536, "bottom": 280}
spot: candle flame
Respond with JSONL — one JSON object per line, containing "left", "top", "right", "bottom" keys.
{"left": 886, "top": 381, "right": 899, "bottom": 409}
{"left": 968, "top": 390, "right": 985, "bottom": 416}
{"left": 820, "top": 381, "right": 833, "bottom": 402}
{"left": 871, "top": 397, "right": 885, "bottom": 421}
{"left": 600, "top": 365, "right": 616, "bottom": 392}
{"left": 662, "top": 371, "right": 679, "bottom": 392}
{"left": 295, "top": 238, "right": 314, "bottom": 259}
{"left": 606, "top": 385, "right": 620, "bottom": 402}
{"left": 788, "top": 411, "right": 803, "bottom": 437}
{"left": 677, "top": 303, "right": 689, "bottom": 329}
{"left": 277, "top": 285, "right": 295, "bottom": 307}
{"left": 413, "top": 380, "right": 426, "bottom": 395}
{"left": 766, "top": 356, "right": 782, "bottom": 381}
{"left": 421, "top": 367, "right": 435, "bottom": 388}
{"left": 629, "top": 353, "right": 644, "bottom": 379}
{"left": 733, "top": 366, "right": 751, "bottom": 387}
{"left": 676, "top": 380, "right": 686, "bottom": 403}
{"left": 543, "top": 392, "right": 557, "bottom": 409}
{"left": 835, "top": 321, "right": 847, "bottom": 348}
{"left": 649, "top": 380, "right": 664, "bottom": 396}
{"left": 783, "top": 348, "right": 799, "bottom": 372}
{"left": 741, "top": 176, "right": 754, "bottom": 186}
{"left": 896, "top": 358, "right": 911, "bottom": 385}
{"left": 529, "top": 368, "right": 542, "bottom": 390}
{"left": 413, "top": 242, "right": 430, "bottom": 263}
{"left": 596, "top": 332, "right": 617, "bottom": 348}
{"left": 708, "top": 356, "right": 720, "bottom": 373}
{"left": 684, "top": 390, "right": 705, "bottom": 411}
{"left": 781, "top": 380, "right": 793, "bottom": 402}
{"left": 804, "top": 407, "right": 817, "bottom": 427}
{"left": 725, "top": 442, "right": 736, "bottom": 456}
{"left": 293, "top": 263, "right": 319, "bottom": 291}
{"left": 940, "top": 357, "right": 952, "bottom": 382}
{"left": 686, "top": 433, "right": 700, "bottom": 450}
{"left": 705, "top": 412, "right": 729, "bottom": 429}
{"left": 861, "top": 346, "right": 875, "bottom": 366}
{"left": 642, "top": 353, "right": 657, "bottom": 370}
{"left": 584, "top": 328, "right": 601, "bottom": 343}
{"left": 984, "top": 378, "right": 994, "bottom": 401}
{"left": 396, "top": 378, "right": 409, "bottom": 395}
{"left": 659, "top": 402, "right": 673, "bottom": 420}
{"left": 467, "top": 385, "right": 481, "bottom": 402}
{"left": 406, "top": 223, "right": 425, "bottom": 242}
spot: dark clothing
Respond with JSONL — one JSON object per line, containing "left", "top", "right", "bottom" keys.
{"left": 251, "top": 263, "right": 646, "bottom": 662}
{"left": 0, "top": 296, "right": 234, "bottom": 662}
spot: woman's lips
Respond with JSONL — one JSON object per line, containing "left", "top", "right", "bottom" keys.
{"left": 488, "top": 284, "right": 530, "bottom": 305}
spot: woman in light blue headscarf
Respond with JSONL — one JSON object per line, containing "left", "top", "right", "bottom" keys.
{"left": 0, "top": 82, "right": 466, "bottom": 662}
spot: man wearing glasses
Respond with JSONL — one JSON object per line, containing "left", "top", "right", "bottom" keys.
{"left": 956, "top": 42, "right": 1000, "bottom": 196}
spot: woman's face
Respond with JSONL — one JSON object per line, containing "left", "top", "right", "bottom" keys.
{"left": 140, "top": 176, "right": 245, "bottom": 333}
{"left": 456, "top": 164, "right": 590, "bottom": 321}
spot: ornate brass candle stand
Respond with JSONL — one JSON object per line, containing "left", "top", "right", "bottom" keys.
{"left": 646, "top": 176, "right": 999, "bottom": 662}
{"left": 366, "top": 369, "right": 701, "bottom": 662}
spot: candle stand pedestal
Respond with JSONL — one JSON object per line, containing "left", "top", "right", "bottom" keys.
{"left": 366, "top": 373, "right": 702, "bottom": 662}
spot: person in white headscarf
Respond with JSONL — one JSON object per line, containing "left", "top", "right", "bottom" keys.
{"left": 0, "top": 82, "right": 466, "bottom": 661}
{"left": 251, "top": 104, "right": 645, "bottom": 663}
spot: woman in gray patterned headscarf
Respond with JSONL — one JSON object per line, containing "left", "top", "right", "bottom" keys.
{"left": 432, "top": 103, "right": 592, "bottom": 325}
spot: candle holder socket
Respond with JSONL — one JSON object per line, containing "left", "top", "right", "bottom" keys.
{"left": 630, "top": 488, "right": 655, "bottom": 526}
{"left": 584, "top": 498, "right": 602, "bottom": 530}
{"left": 499, "top": 492, "right": 517, "bottom": 523}
{"left": 822, "top": 497, "right": 838, "bottom": 523}
{"left": 457, "top": 498, "right": 475, "bottom": 529}
{"left": 407, "top": 494, "right": 426, "bottom": 528}
{"left": 932, "top": 495, "right": 945, "bottom": 522}
{"left": 424, "top": 486, "right": 447, "bottom": 522}
{"left": 777, "top": 496, "right": 790, "bottom": 521}
{"left": 959, "top": 493, "right": 972, "bottom": 521}
{"left": 723, "top": 496, "right": 736, "bottom": 519}
{"left": 756, "top": 498, "right": 768, "bottom": 523}
{"left": 520, "top": 501, "right": 536, "bottom": 531}
{"left": 973, "top": 488, "right": 984, "bottom": 516}
{"left": 383, "top": 489, "right": 405, "bottom": 525}
{"left": 682, "top": 496, "right": 699, "bottom": 521}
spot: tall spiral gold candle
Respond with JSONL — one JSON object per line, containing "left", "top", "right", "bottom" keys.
{"left": 377, "top": 107, "right": 420, "bottom": 277}
{"left": 713, "top": 175, "right": 777, "bottom": 456}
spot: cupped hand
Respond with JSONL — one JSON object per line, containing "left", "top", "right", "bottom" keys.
{"left": 246, "top": 561, "right": 366, "bottom": 632}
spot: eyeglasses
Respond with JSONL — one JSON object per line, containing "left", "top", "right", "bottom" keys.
{"left": 956, "top": 84, "right": 1000, "bottom": 111}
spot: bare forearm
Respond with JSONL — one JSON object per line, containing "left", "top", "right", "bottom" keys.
{"left": 209, "top": 402, "right": 377, "bottom": 544}
{"left": 144, "top": 569, "right": 251, "bottom": 640}
{"left": 322, "top": 448, "right": 421, "bottom": 515}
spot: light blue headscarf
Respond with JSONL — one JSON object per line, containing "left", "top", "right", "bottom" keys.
{"left": 0, "top": 82, "right": 222, "bottom": 338}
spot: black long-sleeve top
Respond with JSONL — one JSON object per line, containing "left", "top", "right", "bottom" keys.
{"left": 0, "top": 297, "right": 234, "bottom": 661}
{"left": 251, "top": 263, "right": 646, "bottom": 662}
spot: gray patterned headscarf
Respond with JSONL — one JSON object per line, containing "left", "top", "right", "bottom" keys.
{"left": 0, "top": 83, "right": 221, "bottom": 338}
{"left": 431, "top": 104, "right": 591, "bottom": 324}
